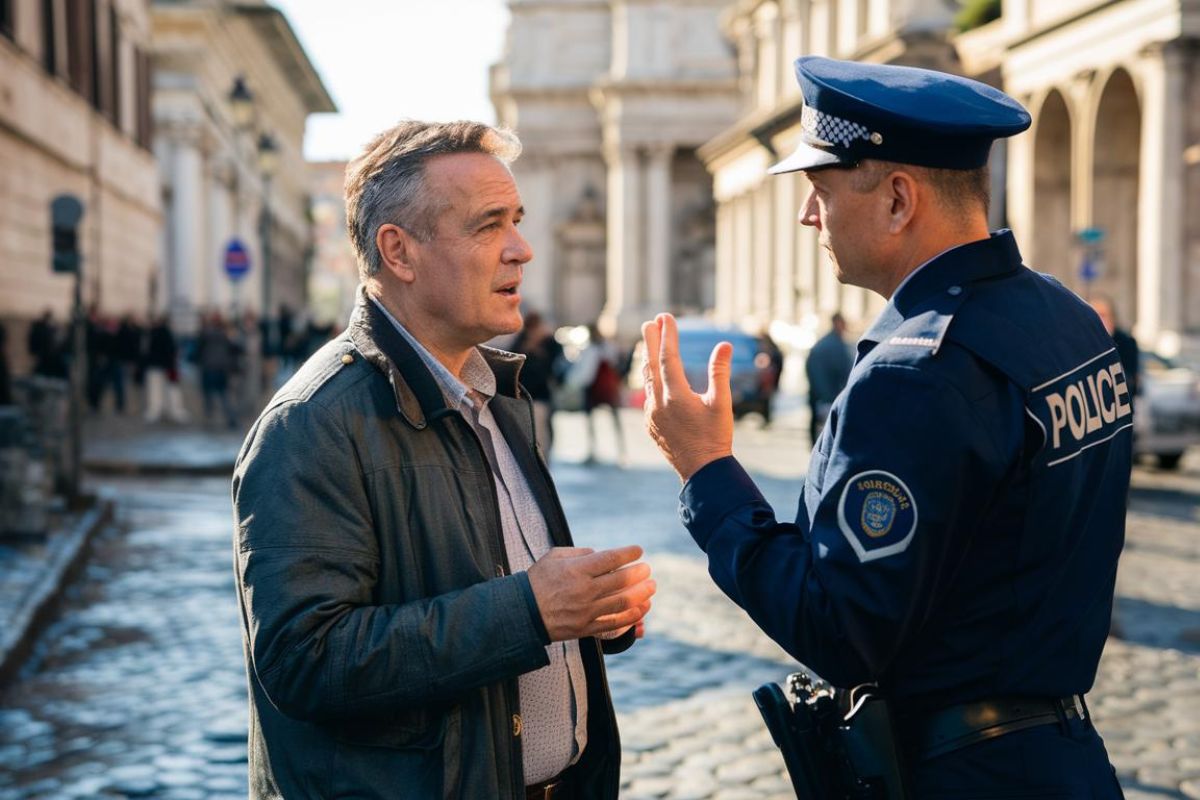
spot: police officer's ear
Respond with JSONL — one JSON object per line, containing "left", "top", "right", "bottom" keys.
{"left": 883, "top": 169, "right": 920, "bottom": 235}
{"left": 375, "top": 223, "right": 419, "bottom": 285}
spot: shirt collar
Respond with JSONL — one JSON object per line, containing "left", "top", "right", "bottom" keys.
{"left": 860, "top": 229, "right": 1023, "bottom": 349}
{"left": 369, "top": 297, "right": 497, "bottom": 408}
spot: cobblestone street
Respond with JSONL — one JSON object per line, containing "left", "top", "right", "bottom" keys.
{"left": 0, "top": 410, "right": 1197, "bottom": 798}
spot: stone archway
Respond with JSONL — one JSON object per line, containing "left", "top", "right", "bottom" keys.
{"left": 1090, "top": 68, "right": 1141, "bottom": 326}
{"left": 1032, "top": 89, "right": 1073, "bottom": 281}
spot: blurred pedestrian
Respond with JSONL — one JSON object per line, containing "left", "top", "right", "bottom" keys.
{"left": 1089, "top": 295, "right": 1139, "bottom": 400}
{"left": 512, "top": 310, "right": 564, "bottom": 453}
{"left": 116, "top": 313, "right": 143, "bottom": 411}
{"left": 572, "top": 324, "right": 626, "bottom": 465}
{"left": 85, "top": 309, "right": 124, "bottom": 413}
{"left": 27, "top": 309, "right": 67, "bottom": 379}
{"left": 805, "top": 311, "right": 853, "bottom": 445}
{"left": 0, "top": 323, "right": 12, "bottom": 405}
{"left": 142, "top": 314, "right": 188, "bottom": 424}
{"left": 194, "top": 311, "right": 239, "bottom": 428}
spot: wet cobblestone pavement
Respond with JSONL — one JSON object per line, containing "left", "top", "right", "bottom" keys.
{"left": 0, "top": 411, "right": 1196, "bottom": 798}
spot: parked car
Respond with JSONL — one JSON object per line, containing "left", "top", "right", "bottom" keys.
{"left": 628, "top": 320, "right": 779, "bottom": 422}
{"left": 1134, "top": 351, "right": 1200, "bottom": 470}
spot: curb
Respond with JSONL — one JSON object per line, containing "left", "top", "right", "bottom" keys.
{"left": 84, "top": 459, "right": 236, "bottom": 477}
{"left": 0, "top": 498, "right": 115, "bottom": 687}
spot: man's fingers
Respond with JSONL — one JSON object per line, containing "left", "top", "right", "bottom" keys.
{"left": 580, "top": 545, "right": 644, "bottom": 576}
{"left": 592, "top": 580, "right": 656, "bottom": 618}
{"left": 705, "top": 341, "right": 734, "bottom": 409}
{"left": 590, "top": 563, "right": 653, "bottom": 598}
{"left": 540, "top": 546, "right": 594, "bottom": 561}
{"left": 640, "top": 320, "right": 663, "bottom": 407}
{"left": 589, "top": 602, "right": 653, "bottom": 637}
{"left": 656, "top": 314, "right": 691, "bottom": 395}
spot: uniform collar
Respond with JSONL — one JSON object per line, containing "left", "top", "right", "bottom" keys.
{"left": 860, "top": 230, "right": 1022, "bottom": 351}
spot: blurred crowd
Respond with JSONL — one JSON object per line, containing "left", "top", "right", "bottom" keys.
{"left": 7, "top": 305, "right": 340, "bottom": 429}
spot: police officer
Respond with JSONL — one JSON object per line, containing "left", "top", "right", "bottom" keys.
{"left": 641, "top": 56, "right": 1130, "bottom": 797}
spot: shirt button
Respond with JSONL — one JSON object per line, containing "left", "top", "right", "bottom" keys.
{"left": 512, "top": 714, "right": 523, "bottom": 737}
{"left": 341, "top": 353, "right": 354, "bottom": 365}
{"left": 947, "top": 285, "right": 963, "bottom": 296}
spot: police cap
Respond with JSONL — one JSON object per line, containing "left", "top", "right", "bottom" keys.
{"left": 769, "top": 56, "right": 1032, "bottom": 175}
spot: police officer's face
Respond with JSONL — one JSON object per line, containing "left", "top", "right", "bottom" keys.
{"left": 799, "top": 166, "right": 888, "bottom": 290}
{"left": 404, "top": 153, "right": 533, "bottom": 347}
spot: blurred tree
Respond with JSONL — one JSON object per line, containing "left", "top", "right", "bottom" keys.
{"left": 955, "top": 0, "right": 1002, "bottom": 31}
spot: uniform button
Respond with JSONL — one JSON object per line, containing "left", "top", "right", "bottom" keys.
{"left": 512, "top": 714, "right": 523, "bottom": 737}
{"left": 341, "top": 353, "right": 354, "bottom": 365}
{"left": 947, "top": 285, "right": 963, "bottom": 296}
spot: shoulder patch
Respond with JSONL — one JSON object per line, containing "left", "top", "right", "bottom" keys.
{"left": 837, "top": 470, "right": 918, "bottom": 563}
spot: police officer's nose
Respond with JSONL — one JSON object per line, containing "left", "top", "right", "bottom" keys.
{"left": 799, "top": 191, "right": 821, "bottom": 229}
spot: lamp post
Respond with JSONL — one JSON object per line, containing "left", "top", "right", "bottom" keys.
{"left": 228, "top": 76, "right": 255, "bottom": 322}
{"left": 257, "top": 132, "right": 279, "bottom": 357}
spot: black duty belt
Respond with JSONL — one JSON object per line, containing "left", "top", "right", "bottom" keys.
{"left": 910, "top": 694, "right": 1088, "bottom": 761}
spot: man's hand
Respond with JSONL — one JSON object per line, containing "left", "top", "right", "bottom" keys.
{"left": 527, "top": 546, "right": 655, "bottom": 642}
{"left": 641, "top": 313, "right": 734, "bottom": 481}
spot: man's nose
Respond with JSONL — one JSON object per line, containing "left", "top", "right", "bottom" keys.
{"left": 799, "top": 190, "right": 820, "bottom": 228}
{"left": 506, "top": 226, "right": 534, "bottom": 264}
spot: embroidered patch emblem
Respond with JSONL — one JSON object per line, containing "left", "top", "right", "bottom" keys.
{"left": 838, "top": 471, "right": 918, "bottom": 562}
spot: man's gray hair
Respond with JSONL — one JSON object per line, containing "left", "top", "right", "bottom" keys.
{"left": 344, "top": 120, "right": 522, "bottom": 281}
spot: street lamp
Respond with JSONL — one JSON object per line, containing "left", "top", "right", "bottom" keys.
{"left": 229, "top": 76, "right": 255, "bottom": 130}
{"left": 257, "top": 132, "right": 279, "bottom": 356}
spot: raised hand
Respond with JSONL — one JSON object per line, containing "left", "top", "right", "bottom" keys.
{"left": 526, "top": 546, "right": 655, "bottom": 642}
{"left": 641, "top": 313, "right": 735, "bottom": 481}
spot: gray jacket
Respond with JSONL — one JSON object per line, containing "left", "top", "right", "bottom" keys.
{"left": 232, "top": 295, "right": 629, "bottom": 799}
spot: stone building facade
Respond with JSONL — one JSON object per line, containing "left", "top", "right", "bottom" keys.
{"left": 0, "top": 0, "right": 159, "bottom": 373}
{"left": 700, "top": 0, "right": 962, "bottom": 355}
{"left": 307, "top": 159, "right": 358, "bottom": 329}
{"left": 958, "top": 0, "right": 1200, "bottom": 361}
{"left": 490, "top": 0, "right": 741, "bottom": 339}
{"left": 150, "top": 0, "right": 334, "bottom": 334}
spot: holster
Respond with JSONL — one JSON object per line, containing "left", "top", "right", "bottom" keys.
{"left": 754, "top": 669, "right": 910, "bottom": 799}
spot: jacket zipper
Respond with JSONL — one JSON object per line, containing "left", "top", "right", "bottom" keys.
{"left": 447, "top": 410, "right": 524, "bottom": 799}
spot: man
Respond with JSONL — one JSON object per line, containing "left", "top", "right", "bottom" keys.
{"left": 233, "top": 121, "right": 655, "bottom": 800}
{"left": 804, "top": 312, "right": 852, "bottom": 444}
{"left": 642, "top": 57, "right": 1130, "bottom": 796}
{"left": 1090, "top": 294, "right": 1140, "bottom": 400}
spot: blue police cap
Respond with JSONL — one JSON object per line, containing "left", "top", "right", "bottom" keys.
{"left": 769, "top": 56, "right": 1031, "bottom": 174}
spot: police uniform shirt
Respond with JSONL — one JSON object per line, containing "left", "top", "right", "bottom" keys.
{"left": 679, "top": 230, "right": 1133, "bottom": 712}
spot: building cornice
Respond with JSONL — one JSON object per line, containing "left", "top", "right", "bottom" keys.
{"left": 231, "top": 4, "right": 337, "bottom": 114}
{"left": 698, "top": 95, "right": 802, "bottom": 166}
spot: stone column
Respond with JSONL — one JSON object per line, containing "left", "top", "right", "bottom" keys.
{"left": 644, "top": 143, "right": 673, "bottom": 309}
{"left": 167, "top": 124, "right": 206, "bottom": 334}
{"left": 773, "top": 170, "right": 796, "bottom": 323}
{"left": 602, "top": 142, "right": 643, "bottom": 338}
{"left": 714, "top": 201, "right": 736, "bottom": 324}
{"left": 1005, "top": 94, "right": 1036, "bottom": 259}
{"left": 1136, "top": 42, "right": 1186, "bottom": 349}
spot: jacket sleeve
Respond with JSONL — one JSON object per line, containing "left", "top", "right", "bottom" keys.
{"left": 232, "top": 399, "right": 551, "bottom": 722}
{"left": 679, "top": 362, "right": 1016, "bottom": 686}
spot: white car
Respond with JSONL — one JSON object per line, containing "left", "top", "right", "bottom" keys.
{"left": 1134, "top": 352, "right": 1200, "bottom": 470}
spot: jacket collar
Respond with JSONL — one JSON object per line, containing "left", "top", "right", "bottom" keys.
{"left": 860, "top": 229, "right": 1023, "bottom": 351}
{"left": 346, "top": 287, "right": 526, "bottom": 429}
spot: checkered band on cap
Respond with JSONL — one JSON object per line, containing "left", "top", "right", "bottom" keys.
{"left": 802, "top": 105, "right": 872, "bottom": 148}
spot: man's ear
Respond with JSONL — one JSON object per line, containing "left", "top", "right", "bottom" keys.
{"left": 376, "top": 223, "right": 418, "bottom": 284}
{"left": 886, "top": 171, "right": 919, "bottom": 234}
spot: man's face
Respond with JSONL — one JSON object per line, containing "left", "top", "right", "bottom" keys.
{"left": 406, "top": 153, "right": 532, "bottom": 347}
{"left": 1091, "top": 299, "right": 1116, "bottom": 336}
{"left": 799, "top": 166, "right": 887, "bottom": 290}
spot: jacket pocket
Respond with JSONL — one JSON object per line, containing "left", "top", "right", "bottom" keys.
{"left": 328, "top": 706, "right": 451, "bottom": 751}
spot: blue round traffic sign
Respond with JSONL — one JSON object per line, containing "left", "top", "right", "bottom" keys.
{"left": 224, "top": 239, "right": 251, "bottom": 281}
